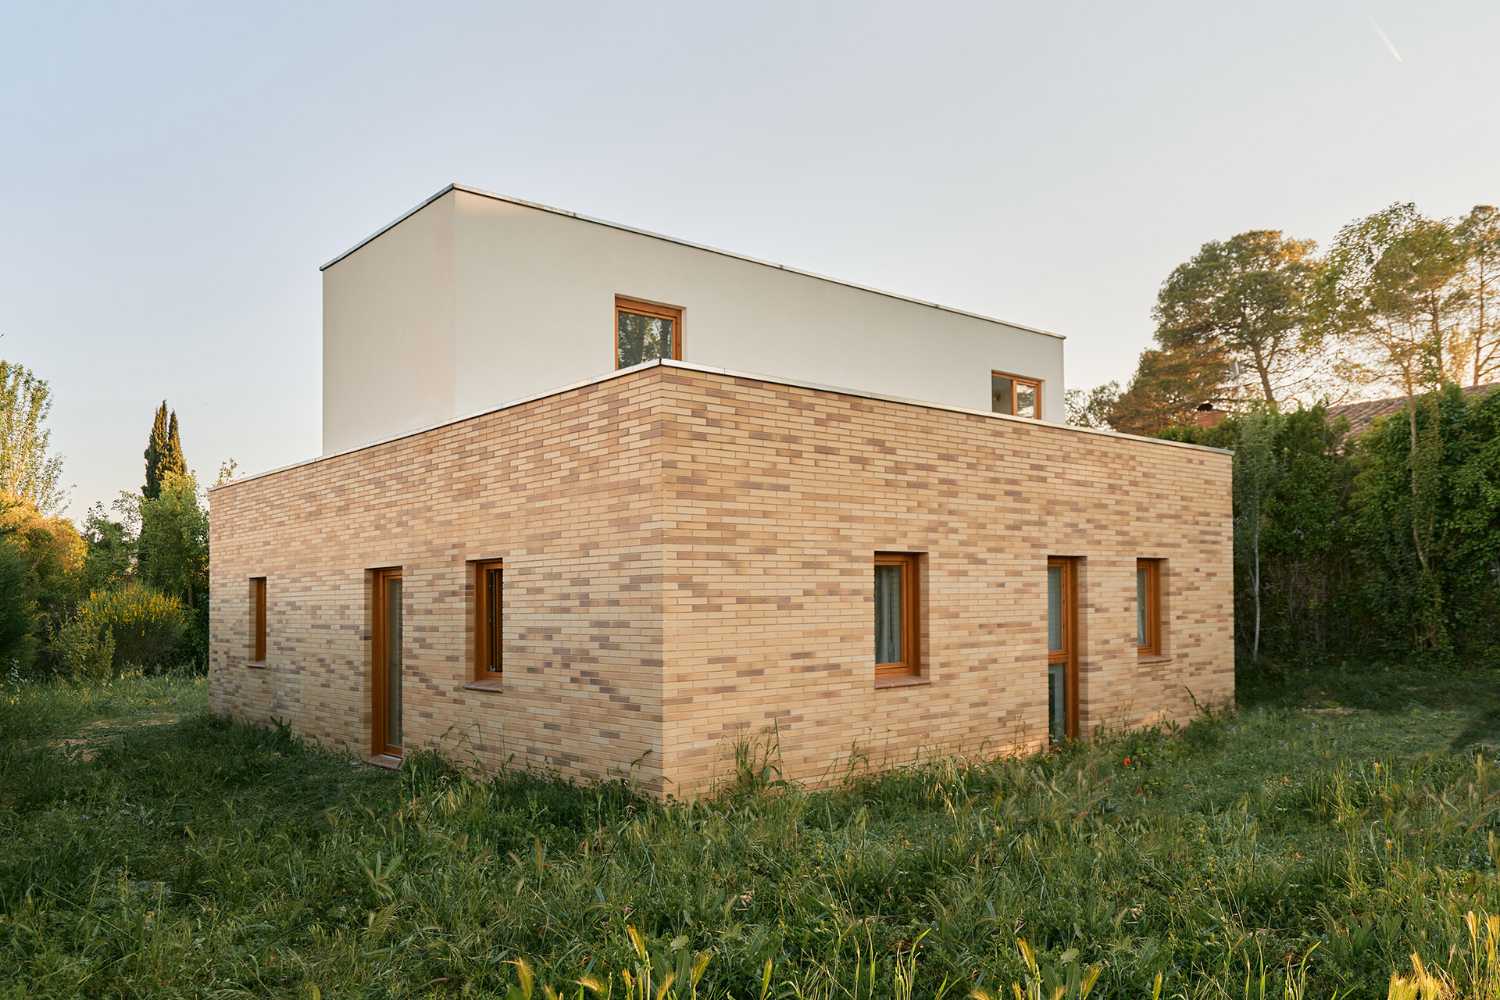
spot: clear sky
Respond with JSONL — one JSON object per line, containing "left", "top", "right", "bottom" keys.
{"left": 3, "top": 1, "right": 1497, "bottom": 519}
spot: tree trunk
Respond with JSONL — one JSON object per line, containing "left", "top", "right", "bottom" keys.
{"left": 1249, "top": 340, "right": 1277, "bottom": 407}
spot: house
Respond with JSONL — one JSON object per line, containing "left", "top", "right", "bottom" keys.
{"left": 1326, "top": 383, "right": 1499, "bottom": 438}
{"left": 208, "top": 185, "right": 1234, "bottom": 797}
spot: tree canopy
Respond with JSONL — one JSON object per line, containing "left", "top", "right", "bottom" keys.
{"left": 0, "top": 361, "right": 66, "bottom": 514}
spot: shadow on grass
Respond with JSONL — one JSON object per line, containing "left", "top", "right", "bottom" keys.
{"left": 1237, "top": 655, "right": 1500, "bottom": 751}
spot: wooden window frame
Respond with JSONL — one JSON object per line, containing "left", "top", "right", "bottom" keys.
{"left": 614, "top": 295, "right": 683, "bottom": 370}
{"left": 1136, "top": 558, "right": 1163, "bottom": 657}
{"left": 249, "top": 577, "right": 267, "bottom": 664}
{"left": 991, "top": 370, "right": 1043, "bottom": 419}
{"left": 370, "top": 567, "right": 403, "bottom": 758}
{"left": 473, "top": 560, "right": 503, "bottom": 683}
{"left": 874, "top": 552, "right": 922, "bottom": 681}
{"left": 1048, "top": 556, "right": 1080, "bottom": 741}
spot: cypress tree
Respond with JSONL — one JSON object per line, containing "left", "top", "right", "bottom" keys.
{"left": 162, "top": 410, "right": 187, "bottom": 484}
{"left": 143, "top": 402, "right": 169, "bottom": 499}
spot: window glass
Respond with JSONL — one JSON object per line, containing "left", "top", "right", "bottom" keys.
{"left": 991, "top": 374, "right": 1014, "bottom": 415}
{"left": 384, "top": 576, "right": 403, "bottom": 746}
{"left": 874, "top": 564, "right": 903, "bottom": 663}
{"left": 1137, "top": 566, "right": 1149, "bottom": 646}
{"left": 1015, "top": 381, "right": 1039, "bottom": 418}
{"left": 617, "top": 311, "right": 674, "bottom": 367}
{"left": 485, "top": 565, "right": 502, "bottom": 674}
{"left": 1047, "top": 564, "right": 1063, "bottom": 652}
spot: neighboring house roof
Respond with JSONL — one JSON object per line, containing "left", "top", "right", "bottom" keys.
{"left": 1326, "top": 383, "right": 1500, "bottom": 437}
{"left": 318, "top": 182, "right": 1065, "bottom": 341}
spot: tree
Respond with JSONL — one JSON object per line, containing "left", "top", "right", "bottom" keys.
{"left": 1458, "top": 204, "right": 1500, "bottom": 387}
{"left": 143, "top": 401, "right": 187, "bottom": 501}
{"left": 1154, "top": 230, "right": 1325, "bottom": 407}
{"left": 0, "top": 535, "right": 35, "bottom": 670}
{"left": 0, "top": 361, "right": 66, "bottom": 514}
{"left": 1106, "top": 343, "right": 1228, "bottom": 436}
{"left": 1232, "top": 411, "right": 1277, "bottom": 661}
{"left": 137, "top": 471, "right": 208, "bottom": 612}
{"left": 1318, "top": 203, "right": 1469, "bottom": 648}
{"left": 81, "top": 501, "right": 135, "bottom": 595}
{"left": 1065, "top": 382, "right": 1120, "bottom": 429}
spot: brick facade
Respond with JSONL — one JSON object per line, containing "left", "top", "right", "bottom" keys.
{"left": 209, "top": 362, "right": 1233, "bottom": 798}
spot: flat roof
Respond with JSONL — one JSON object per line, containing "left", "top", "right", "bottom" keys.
{"left": 211, "top": 359, "right": 1230, "bottom": 495}
{"left": 319, "top": 183, "right": 1065, "bottom": 342}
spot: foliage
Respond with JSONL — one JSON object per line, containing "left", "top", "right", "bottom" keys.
{"left": 1064, "top": 382, "right": 1119, "bottom": 429}
{"left": 3, "top": 664, "right": 1500, "bottom": 997}
{"left": 1319, "top": 203, "right": 1474, "bottom": 392}
{"left": 1166, "top": 387, "right": 1496, "bottom": 662}
{"left": 1229, "top": 410, "right": 1276, "bottom": 660}
{"left": 1350, "top": 385, "right": 1500, "bottom": 657}
{"left": 62, "top": 582, "right": 188, "bottom": 674}
{"left": 0, "top": 360, "right": 66, "bottom": 514}
{"left": 1106, "top": 342, "right": 1229, "bottom": 435}
{"left": 137, "top": 472, "right": 207, "bottom": 610}
{"left": 49, "top": 611, "right": 116, "bottom": 682}
{"left": 1154, "top": 229, "right": 1326, "bottom": 406}
{"left": 80, "top": 500, "right": 135, "bottom": 595}
{"left": 136, "top": 471, "right": 208, "bottom": 667}
{"left": 0, "top": 535, "right": 36, "bottom": 672}
{"left": 142, "top": 400, "right": 186, "bottom": 501}
{"left": 1457, "top": 204, "right": 1500, "bottom": 387}
{"left": 0, "top": 493, "right": 86, "bottom": 671}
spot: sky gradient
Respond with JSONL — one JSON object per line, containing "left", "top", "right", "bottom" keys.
{"left": 3, "top": 0, "right": 1497, "bottom": 518}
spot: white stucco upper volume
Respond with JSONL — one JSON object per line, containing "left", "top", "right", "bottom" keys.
{"left": 321, "top": 184, "right": 1068, "bottom": 454}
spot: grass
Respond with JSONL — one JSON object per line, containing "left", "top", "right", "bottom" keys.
{"left": 2, "top": 662, "right": 1500, "bottom": 998}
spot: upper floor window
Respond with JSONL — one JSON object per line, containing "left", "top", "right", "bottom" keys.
{"left": 991, "top": 371, "right": 1041, "bottom": 419}
{"left": 615, "top": 296, "right": 682, "bottom": 369}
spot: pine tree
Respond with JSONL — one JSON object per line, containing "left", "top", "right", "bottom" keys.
{"left": 142, "top": 401, "right": 186, "bottom": 499}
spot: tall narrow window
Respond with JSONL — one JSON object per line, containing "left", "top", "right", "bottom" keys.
{"left": 615, "top": 296, "right": 683, "bottom": 369}
{"left": 874, "top": 553, "right": 921, "bottom": 680}
{"left": 991, "top": 371, "right": 1042, "bottom": 419}
{"left": 474, "top": 560, "right": 503, "bottom": 681}
{"left": 249, "top": 577, "right": 267, "bottom": 663}
{"left": 1136, "top": 559, "right": 1162, "bottom": 656}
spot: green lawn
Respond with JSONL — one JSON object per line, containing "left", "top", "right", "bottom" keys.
{"left": 2, "top": 664, "right": 1499, "bottom": 999}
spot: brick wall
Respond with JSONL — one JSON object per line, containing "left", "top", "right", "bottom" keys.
{"left": 654, "top": 366, "right": 1233, "bottom": 796}
{"left": 209, "top": 373, "right": 671, "bottom": 793}
{"left": 209, "top": 363, "right": 1233, "bottom": 799}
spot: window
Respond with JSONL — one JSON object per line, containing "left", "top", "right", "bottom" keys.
{"left": 615, "top": 296, "right": 682, "bottom": 369}
{"left": 249, "top": 577, "right": 266, "bottom": 663}
{"left": 474, "top": 560, "right": 503, "bottom": 681}
{"left": 1136, "top": 559, "right": 1162, "bottom": 656}
{"left": 874, "top": 553, "right": 921, "bottom": 680}
{"left": 991, "top": 371, "right": 1042, "bottom": 419}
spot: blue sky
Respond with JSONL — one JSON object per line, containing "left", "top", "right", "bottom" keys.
{"left": 2, "top": 0, "right": 1496, "bottom": 518}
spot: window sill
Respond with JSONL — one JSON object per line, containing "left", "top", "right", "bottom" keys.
{"left": 247, "top": 660, "right": 268, "bottom": 670}
{"left": 463, "top": 679, "right": 505, "bottom": 694}
{"left": 875, "top": 673, "right": 931, "bottom": 690}
{"left": 366, "top": 753, "right": 402, "bottom": 770}
{"left": 1137, "top": 653, "right": 1174, "bottom": 665}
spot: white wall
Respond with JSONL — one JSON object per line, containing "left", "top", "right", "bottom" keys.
{"left": 322, "top": 194, "right": 456, "bottom": 456}
{"left": 322, "top": 188, "right": 1066, "bottom": 454}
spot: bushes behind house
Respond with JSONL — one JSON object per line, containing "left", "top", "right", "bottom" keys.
{"left": 54, "top": 583, "right": 187, "bottom": 679}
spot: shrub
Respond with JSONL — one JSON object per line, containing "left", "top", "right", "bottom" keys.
{"left": 50, "top": 613, "right": 115, "bottom": 681}
{"left": 69, "top": 583, "right": 187, "bottom": 674}
{"left": 0, "top": 535, "right": 37, "bottom": 673}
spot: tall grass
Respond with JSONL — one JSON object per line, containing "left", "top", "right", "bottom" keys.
{"left": 2, "top": 661, "right": 1499, "bottom": 998}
